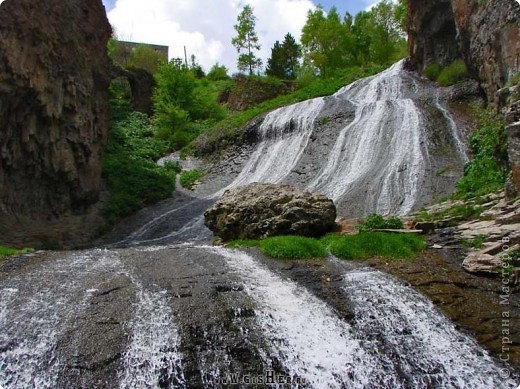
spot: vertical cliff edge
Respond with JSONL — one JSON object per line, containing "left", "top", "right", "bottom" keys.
{"left": 0, "top": 0, "right": 112, "bottom": 248}
{"left": 408, "top": 0, "right": 520, "bottom": 193}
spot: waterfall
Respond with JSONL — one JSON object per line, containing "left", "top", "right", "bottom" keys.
{"left": 221, "top": 59, "right": 465, "bottom": 216}
{"left": 221, "top": 97, "right": 324, "bottom": 190}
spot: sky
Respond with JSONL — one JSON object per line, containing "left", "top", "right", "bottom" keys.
{"left": 101, "top": 0, "right": 383, "bottom": 73}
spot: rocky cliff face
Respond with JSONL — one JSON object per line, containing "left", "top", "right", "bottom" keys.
{"left": 408, "top": 0, "right": 520, "bottom": 102}
{"left": 0, "top": 0, "right": 112, "bottom": 247}
{"left": 409, "top": 0, "right": 520, "bottom": 194}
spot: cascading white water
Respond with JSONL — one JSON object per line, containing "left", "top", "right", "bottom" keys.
{"left": 223, "top": 97, "right": 324, "bottom": 189}
{"left": 119, "top": 279, "right": 185, "bottom": 389}
{"left": 220, "top": 59, "right": 465, "bottom": 216}
{"left": 209, "top": 247, "right": 384, "bottom": 387}
{"left": 0, "top": 250, "right": 123, "bottom": 388}
{"left": 342, "top": 267, "right": 516, "bottom": 388}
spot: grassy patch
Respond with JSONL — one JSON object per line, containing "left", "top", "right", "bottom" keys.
{"left": 415, "top": 204, "right": 483, "bottom": 223}
{"left": 423, "top": 64, "right": 442, "bottom": 81}
{"left": 228, "top": 232, "right": 425, "bottom": 261}
{"left": 180, "top": 169, "right": 203, "bottom": 189}
{"left": 0, "top": 245, "right": 34, "bottom": 258}
{"left": 357, "top": 213, "right": 404, "bottom": 232}
{"left": 322, "top": 232, "right": 426, "bottom": 260}
{"left": 259, "top": 236, "right": 327, "bottom": 260}
{"left": 436, "top": 59, "right": 469, "bottom": 87}
{"left": 461, "top": 234, "right": 486, "bottom": 249}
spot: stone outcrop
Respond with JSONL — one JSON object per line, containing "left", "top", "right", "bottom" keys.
{"left": 111, "top": 65, "right": 156, "bottom": 115}
{"left": 204, "top": 183, "right": 337, "bottom": 241}
{"left": 408, "top": 0, "right": 520, "bottom": 103}
{"left": 409, "top": 0, "right": 520, "bottom": 195}
{"left": 0, "top": 0, "right": 112, "bottom": 247}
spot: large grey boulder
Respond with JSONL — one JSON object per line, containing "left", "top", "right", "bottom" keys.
{"left": 204, "top": 183, "right": 337, "bottom": 241}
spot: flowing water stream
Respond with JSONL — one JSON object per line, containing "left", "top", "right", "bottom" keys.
{"left": 1, "top": 62, "right": 517, "bottom": 388}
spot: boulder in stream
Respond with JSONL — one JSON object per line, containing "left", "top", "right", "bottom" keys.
{"left": 204, "top": 183, "right": 337, "bottom": 241}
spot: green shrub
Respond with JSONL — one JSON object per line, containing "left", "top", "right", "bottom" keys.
{"left": 163, "top": 161, "right": 182, "bottom": 175}
{"left": 436, "top": 59, "right": 469, "bottom": 87}
{"left": 455, "top": 108, "right": 508, "bottom": 198}
{"left": 423, "top": 64, "right": 442, "bottom": 81}
{"left": 180, "top": 169, "right": 203, "bottom": 189}
{"left": 259, "top": 236, "right": 327, "bottom": 259}
{"left": 207, "top": 63, "right": 231, "bottom": 81}
{"left": 102, "top": 112, "right": 174, "bottom": 223}
{"left": 322, "top": 232, "right": 426, "bottom": 260}
{"left": 0, "top": 245, "right": 34, "bottom": 258}
{"left": 357, "top": 213, "right": 404, "bottom": 232}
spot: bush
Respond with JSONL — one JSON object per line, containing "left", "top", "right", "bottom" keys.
{"left": 357, "top": 213, "right": 404, "bottom": 232}
{"left": 259, "top": 236, "right": 327, "bottom": 259}
{"left": 436, "top": 59, "right": 469, "bottom": 87}
{"left": 102, "top": 112, "right": 174, "bottom": 223}
{"left": 455, "top": 108, "right": 508, "bottom": 198}
{"left": 207, "top": 63, "right": 231, "bottom": 81}
{"left": 423, "top": 63, "right": 442, "bottom": 81}
{"left": 0, "top": 245, "right": 34, "bottom": 258}
{"left": 322, "top": 232, "right": 426, "bottom": 260}
{"left": 180, "top": 169, "right": 203, "bottom": 189}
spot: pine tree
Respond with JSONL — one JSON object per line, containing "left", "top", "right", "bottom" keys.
{"left": 266, "top": 33, "right": 301, "bottom": 80}
{"left": 231, "top": 5, "right": 262, "bottom": 74}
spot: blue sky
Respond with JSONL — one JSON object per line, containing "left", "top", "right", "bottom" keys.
{"left": 102, "top": 0, "right": 381, "bottom": 72}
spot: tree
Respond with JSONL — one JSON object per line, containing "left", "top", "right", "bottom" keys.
{"left": 207, "top": 63, "right": 230, "bottom": 81}
{"left": 231, "top": 5, "right": 262, "bottom": 75}
{"left": 266, "top": 33, "right": 301, "bottom": 80}
{"left": 127, "top": 44, "right": 167, "bottom": 74}
{"left": 300, "top": 7, "right": 354, "bottom": 76}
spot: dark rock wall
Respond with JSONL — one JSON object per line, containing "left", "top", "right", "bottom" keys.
{"left": 408, "top": 0, "right": 520, "bottom": 194}
{"left": 408, "top": 0, "right": 520, "bottom": 102}
{"left": 0, "top": 0, "right": 112, "bottom": 247}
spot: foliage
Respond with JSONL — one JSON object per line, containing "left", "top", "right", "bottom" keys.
{"left": 415, "top": 204, "right": 483, "bottom": 223}
{"left": 102, "top": 112, "right": 174, "bottom": 223}
{"left": 357, "top": 213, "right": 404, "bottom": 232}
{"left": 321, "top": 232, "right": 426, "bottom": 260}
{"left": 507, "top": 71, "right": 520, "bottom": 87}
{"left": 0, "top": 245, "right": 34, "bottom": 258}
{"left": 423, "top": 64, "right": 442, "bottom": 81}
{"left": 127, "top": 44, "right": 167, "bottom": 74}
{"left": 461, "top": 234, "right": 486, "bottom": 249}
{"left": 455, "top": 108, "right": 508, "bottom": 198}
{"left": 436, "top": 59, "right": 469, "bottom": 87}
{"left": 266, "top": 33, "right": 301, "bottom": 80}
{"left": 259, "top": 236, "right": 327, "bottom": 259}
{"left": 180, "top": 169, "right": 203, "bottom": 189}
{"left": 227, "top": 231, "right": 425, "bottom": 261}
{"left": 153, "top": 59, "right": 225, "bottom": 150}
{"left": 300, "top": 2, "right": 406, "bottom": 76}
{"left": 231, "top": 5, "right": 262, "bottom": 74}
{"left": 207, "top": 63, "right": 231, "bottom": 81}
{"left": 190, "top": 65, "right": 384, "bottom": 156}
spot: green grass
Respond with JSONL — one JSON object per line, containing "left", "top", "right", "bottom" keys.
{"left": 179, "top": 169, "right": 203, "bottom": 189}
{"left": 461, "top": 234, "right": 486, "bottom": 249}
{"left": 436, "top": 59, "right": 469, "bottom": 87}
{"left": 423, "top": 64, "right": 442, "bottom": 81}
{"left": 357, "top": 213, "right": 403, "bottom": 232}
{"left": 228, "top": 232, "right": 426, "bottom": 261}
{"left": 259, "top": 236, "right": 327, "bottom": 260}
{"left": 415, "top": 204, "right": 483, "bottom": 223}
{"left": 0, "top": 245, "right": 34, "bottom": 258}
{"left": 322, "top": 232, "right": 426, "bottom": 260}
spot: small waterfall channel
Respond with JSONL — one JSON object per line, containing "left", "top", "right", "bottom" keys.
{"left": 1, "top": 62, "right": 516, "bottom": 388}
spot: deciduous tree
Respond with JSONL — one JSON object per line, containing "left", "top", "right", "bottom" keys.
{"left": 231, "top": 5, "right": 262, "bottom": 74}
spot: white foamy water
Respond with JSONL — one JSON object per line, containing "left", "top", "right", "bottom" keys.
{"left": 220, "top": 97, "right": 324, "bottom": 192}
{"left": 0, "top": 250, "right": 123, "bottom": 388}
{"left": 308, "top": 60, "right": 428, "bottom": 215}
{"left": 209, "top": 247, "right": 389, "bottom": 388}
{"left": 119, "top": 279, "right": 185, "bottom": 389}
{"left": 342, "top": 267, "right": 517, "bottom": 388}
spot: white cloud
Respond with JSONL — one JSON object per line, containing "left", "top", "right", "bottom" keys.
{"left": 107, "top": 0, "right": 315, "bottom": 73}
